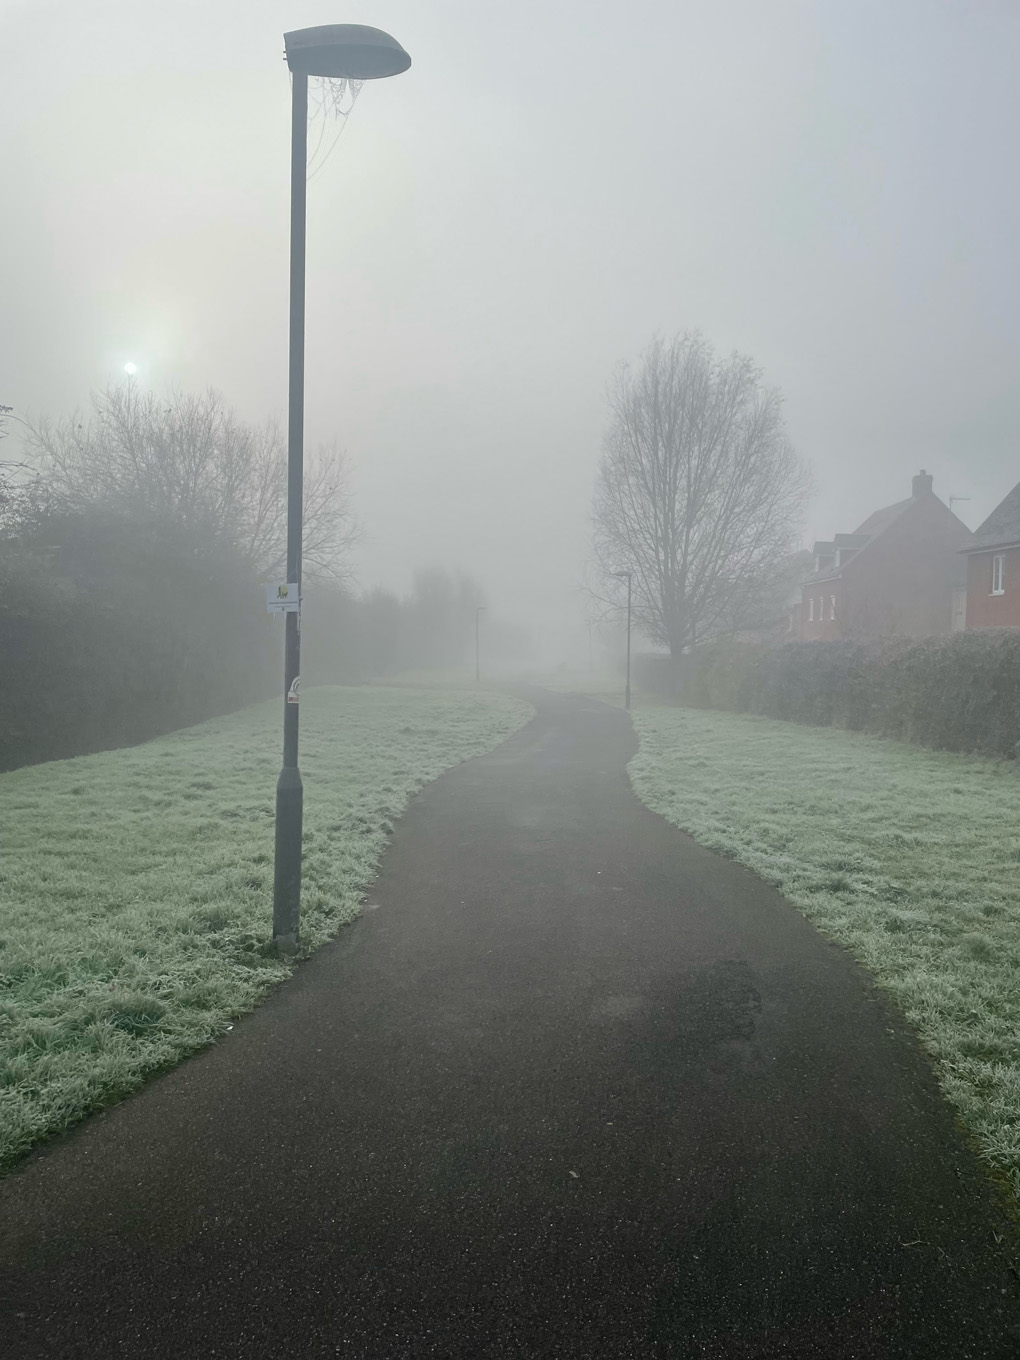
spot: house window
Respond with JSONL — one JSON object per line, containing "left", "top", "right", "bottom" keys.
{"left": 829, "top": 595, "right": 836, "bottom": 620}
{"left": 808, "top": 596, "right": 815, "bottom": 621}
{"left": 992, "top": 555, "right": 1005, "bottom": 595}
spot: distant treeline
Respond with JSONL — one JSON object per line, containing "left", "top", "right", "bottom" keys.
{"left": 0, "top": 386, "right": 485, "bottom": 771}
{"left": 635, "top": 632, "right": 1020, "bottom": 759}
{"left": 303, "top": 570, "right": 487, "bottom": 689}
{"left": 0, "top": 510, "right": 486, "bottom": 772}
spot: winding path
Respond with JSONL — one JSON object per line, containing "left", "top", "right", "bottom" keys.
{"left": 2, "top": 690, "right": 1020, "bottom": 1358}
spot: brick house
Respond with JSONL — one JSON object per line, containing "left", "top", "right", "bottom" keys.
{"left": 798, "top": 471, "right": 973, "bottom": 641}
{"left": 963, "top": 480, "right": 1020, "bottom": 629}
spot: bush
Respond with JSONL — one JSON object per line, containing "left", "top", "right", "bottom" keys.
{"left": 0, "top": 522, "right": 491, "bottom": 771}
{"left": 674, "top": 631, "right": 1020, "bottom": 758}
{"left": 0, "top": 511, "right": 277, "bottom": 771}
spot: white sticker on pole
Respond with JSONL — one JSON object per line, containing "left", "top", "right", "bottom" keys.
{"left": 266, "top": 583, "right": 300, "bottom": 614}
{"left": 287, "top": 677, "right": 300, "bottom": 705}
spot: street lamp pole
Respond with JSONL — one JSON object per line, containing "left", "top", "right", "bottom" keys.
{"left": 273, "top": 25, "right": 411, "bottom": 954}
{"left": 612, "top": 571, "right": 632, "bottom": 710}
{"left": 271, "top": 64, "right": 309, "bottom": 953}
{"left": 475, "top": 605, "right": 486, "bottom": 682}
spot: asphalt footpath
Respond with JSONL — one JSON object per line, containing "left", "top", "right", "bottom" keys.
{"left": 3, "top": 689, "right": 1020, "bottom": 1359}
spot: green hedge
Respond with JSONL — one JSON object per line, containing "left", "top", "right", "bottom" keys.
{"left": 658, "top": 631, "right": 1020, "bottom": 758}
{"left": 0, "top": 514, "right": 277, "bottom": 771}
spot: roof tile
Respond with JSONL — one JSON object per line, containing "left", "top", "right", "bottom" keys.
{"left": 970, "top": 480, "right": 1020, "bottom": 551}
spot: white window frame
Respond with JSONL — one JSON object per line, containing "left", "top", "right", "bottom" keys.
{"left": 829, "top": 594, "right": 836, "bottom": 621}
{"left": 992, "top": 554, "right": 1005, "bottom": 595}
{"left": 808, "top": 596, "right": 815, "bottom": 621}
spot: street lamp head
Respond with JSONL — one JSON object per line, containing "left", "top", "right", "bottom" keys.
{"left": 284, "top": 25, "right": 411, "bottom": 79}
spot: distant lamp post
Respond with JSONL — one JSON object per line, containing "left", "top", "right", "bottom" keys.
{"left": 273, "top": 25, "right": 411, "bottom": 955}
{"left": 475, "top": 606, "right": 486, "bottom": 682}
{"left": 611, "top": 571, "right": 632, "bottom": 710}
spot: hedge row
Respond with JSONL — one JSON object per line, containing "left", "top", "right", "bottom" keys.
{"left": 0, "top": 517, "right": 277, "bottom": 772}
{"left": 636, "top": 631, "right": 1020, "bottom": 759}
{"left": 0, "top": 512, "right": 490, "bottom": 771}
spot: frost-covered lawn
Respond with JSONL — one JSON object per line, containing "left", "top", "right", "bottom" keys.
{"left": 0, "top": 685, "right": 532, "bottom": 1172}
{"left": 629, "top": 706, "right": 1020, "bottom": 1202}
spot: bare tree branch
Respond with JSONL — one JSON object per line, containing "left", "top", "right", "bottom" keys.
{"left": 22, "top": 385, "right": 360, "bottom": 584}
{"left": 590, "top": 333, "right": 810, "bottom": 658}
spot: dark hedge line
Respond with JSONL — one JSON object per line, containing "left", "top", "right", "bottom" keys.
{"left": 0, "top": 513, "right": 489, "bottom": 771}
{"left": 635, "top": 631, "right": 1020, "bottom": 758}
{"left": 0, "top": 515, "right": 277, "bottom": 772}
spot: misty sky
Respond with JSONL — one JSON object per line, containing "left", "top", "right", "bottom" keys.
{"left": 4, "top": 0, "right": 1020, "bottom": 658}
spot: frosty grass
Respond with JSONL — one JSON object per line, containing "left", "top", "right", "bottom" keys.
{"left": 629, "top": 705, "right": 1020, "bottom": 1206}
{"left": 0, "top": 685, "right": 532, "bottom": 1172}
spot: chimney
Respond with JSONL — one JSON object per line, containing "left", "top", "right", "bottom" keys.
{"left": 912, "top": 469, "right": 933, "bottom": 497}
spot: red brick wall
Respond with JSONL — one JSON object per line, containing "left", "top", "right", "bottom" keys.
{"left": 800, "top": 582, "right": 842, "bottom": 641}
{"left": 966, "top": 547, "right": 1020, "bottom": 628}
{"left": 800, "top": 495, "right": 972, "bottom": 641}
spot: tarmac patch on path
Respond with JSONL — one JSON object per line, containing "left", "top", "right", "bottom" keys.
{"left": 3, "top": 689, "right": 1020, "bottom": 1358}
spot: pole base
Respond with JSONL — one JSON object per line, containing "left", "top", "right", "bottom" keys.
{"left": 273, "top": 931, "right": 299, "bottom": 958}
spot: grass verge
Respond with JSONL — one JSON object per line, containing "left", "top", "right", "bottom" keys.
{"left": 627, "top": 705, "right": 1020, "bottom": 1205}
{"left": 0, "top": 684, "right": 532, "bottom": 1172}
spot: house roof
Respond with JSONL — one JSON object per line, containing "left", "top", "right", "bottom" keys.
{"left": 803, "top": 471, "right": 976, "bottom": 588}
{"left": 966, "top": 480, "right": 1020, "bottom": 553}
{"left": 853, "top": 497, "right": 912, "bottom": 537}
{"left": 803, "top": 496, "right": 914, "bottom": 584}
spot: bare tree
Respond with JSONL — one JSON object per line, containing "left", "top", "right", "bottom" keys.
{"left": 25, "top": 385, "right": 360, "bottom": 583}
{"left": 0, "top": 403, "right": 45, "bottom": 538}
{"left": 591, "top": 333, "right": 809, "bottom": 658}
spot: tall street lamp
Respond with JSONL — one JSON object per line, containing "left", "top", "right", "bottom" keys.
{"left": 475, "top": 605, "right": 486, "bottom": 682}
{"left": 274, "top": 25, "right": 411, "bottom": 955}
{"left": 612, "top": 571, "right": 632, "bottom": 710}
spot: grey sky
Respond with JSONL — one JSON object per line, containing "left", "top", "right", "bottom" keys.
{"left": 4, "top": 0, "right": 1020, "bottom": 658}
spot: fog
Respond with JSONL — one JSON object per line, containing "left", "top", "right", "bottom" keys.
{"left": 4, "top": 0, "right": 1020, "bottom": 662}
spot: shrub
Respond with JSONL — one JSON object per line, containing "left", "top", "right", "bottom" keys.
{"left": 674, "top": 631, "right": 1020, "bottom": 758}
{"left": 0, "top": 511, "right": 276, "bottom": 771}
